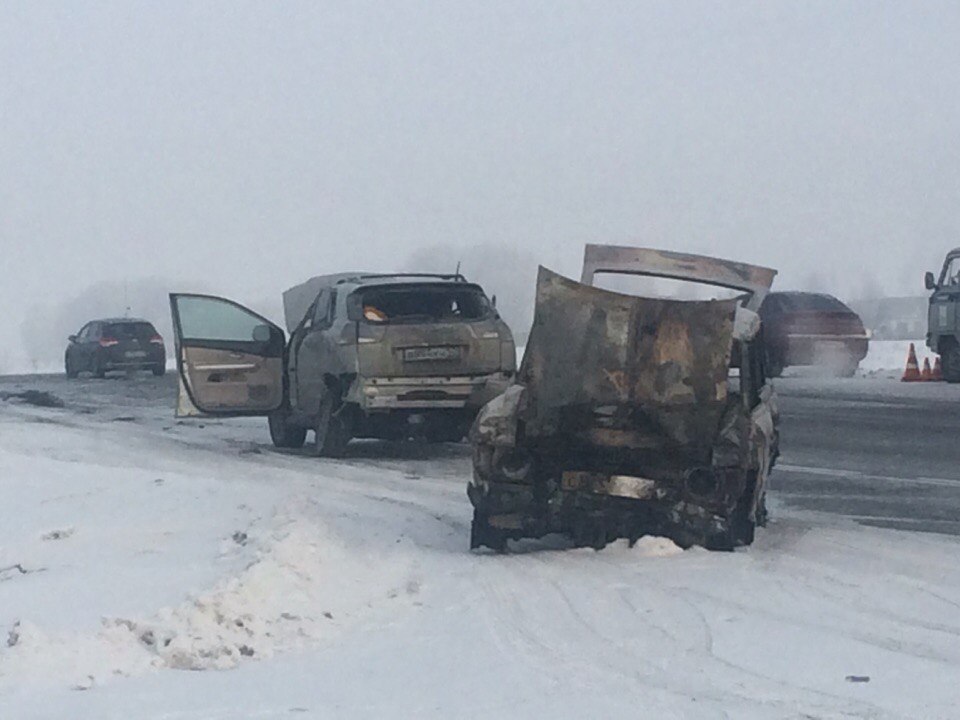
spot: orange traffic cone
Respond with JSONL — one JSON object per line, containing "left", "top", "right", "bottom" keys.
{"left": 932, "top": 356, "right": 944, "bottom": 382}
{"left": 901, "top": 343, "right": 921, "bottom": 382}
{"left": 921, "top": 358, "right": 933, "bottom": 381}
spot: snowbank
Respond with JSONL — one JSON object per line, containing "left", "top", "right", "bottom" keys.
{"left": 858, "top": 339, "right": 936, "bottom": 377}
{"left": 3, "top": 519, "right": 412, "bottom": 688}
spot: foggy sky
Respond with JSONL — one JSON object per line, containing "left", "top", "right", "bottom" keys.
{"left": 3, "top": 1, "right": 960, "bottom": 370}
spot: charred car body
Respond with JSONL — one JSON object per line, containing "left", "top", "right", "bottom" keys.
{"left": 469, "top": 246, "right": 779, "bottom": 551}
{"left": 170, "top": 273, "right": 516, "bottom": 455}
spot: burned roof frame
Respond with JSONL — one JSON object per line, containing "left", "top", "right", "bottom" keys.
{"left": 580, "top": 244, "right": 777, "bottom": 311}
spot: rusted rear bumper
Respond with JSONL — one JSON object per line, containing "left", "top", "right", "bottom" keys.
{"left": 470, "top": 471, "right": 735, "bottom": 551}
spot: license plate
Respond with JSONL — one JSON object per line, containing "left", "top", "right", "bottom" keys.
{"left": 814, "top": 341, "right": 846, "bottom": 358}
{"left": 403, "top": 346, "right": 460, "bottom": 362}
{"left": 125, "top": 351, "right": 147, "bottom": 359}
{"left": 562, "top": 471, "right": 656, "bottom": 499}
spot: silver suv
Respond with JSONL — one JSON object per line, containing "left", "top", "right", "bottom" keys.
{"left": 170, "top": 273, "right": 516, "bottom": 455}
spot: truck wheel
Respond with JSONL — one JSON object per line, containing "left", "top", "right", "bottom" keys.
{"left": 943, "top": 345, "right": 960, "bottom": 383}
{"left": 268, "top": 411, "right": 307, "bottom": 449}
{"left": 313, "top": 395, "right": 351, "bottom": 458}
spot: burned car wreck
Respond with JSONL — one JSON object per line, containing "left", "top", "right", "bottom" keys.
{"left": 468, "top": 246, "right": 779, "bottom": 551}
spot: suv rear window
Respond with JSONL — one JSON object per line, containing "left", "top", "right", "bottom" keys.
{"left": 103, "top": 322, "right": 157, "bottom": 339}
{"left": 350, "top": 285, "right": 493, "bottom": 324}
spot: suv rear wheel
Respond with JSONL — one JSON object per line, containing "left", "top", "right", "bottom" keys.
{"left": 268, "top": 411, "right": 307, "bottom": 449}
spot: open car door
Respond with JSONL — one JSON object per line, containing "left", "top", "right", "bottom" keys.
{"left": 170, "top": 294, "right": 285, "bottom": 418}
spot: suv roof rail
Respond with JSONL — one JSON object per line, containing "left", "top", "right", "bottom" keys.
{"left": 336, "top": 273, "right": 468, "bottom": 284}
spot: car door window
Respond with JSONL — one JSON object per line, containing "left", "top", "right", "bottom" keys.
{"left": 312, "top": 289, "right": 336, "bottom": 329}
{"left": 176, "top": 296, "right": 270, "bottom": 342}
{"left": 308, "top": 290, "right": 329, "bottom": 329}
{"left": 170, "top": 294, "right": 284, "bottom": 417}
{"left": 76, "top": 323, "right": 91, "bottom": 341}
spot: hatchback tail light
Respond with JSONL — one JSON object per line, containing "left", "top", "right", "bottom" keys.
{"left": 149, "top": 334, "right": 164, "bottom": 345}
{"left": 99, "top": 337, "right": 119, "bottom": 347}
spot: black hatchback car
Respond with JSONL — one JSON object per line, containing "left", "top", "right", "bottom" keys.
{"left": 65, "top": 318, "right": 166, "bottom": 378}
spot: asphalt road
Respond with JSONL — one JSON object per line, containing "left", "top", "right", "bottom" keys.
{"left": 3, "top": 370, "right": 960, "bottom": 537}
{"left": 772, "top": 376, "right": 960, "bottom": 536}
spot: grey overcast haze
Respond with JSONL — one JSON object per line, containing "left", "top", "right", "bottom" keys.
{"left": 2, "top": 1, "right": 960, "bottom": 370}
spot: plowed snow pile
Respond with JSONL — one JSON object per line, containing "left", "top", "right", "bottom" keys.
{"left": 2, "top": 516, "right": 413, "bottom": 688}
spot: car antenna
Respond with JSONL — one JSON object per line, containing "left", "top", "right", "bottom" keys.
{"left": 455, "top": 260, "right": 462, "bottom": 279}
{"left": 124, "top": 281, "right": 130, "bottom": 317}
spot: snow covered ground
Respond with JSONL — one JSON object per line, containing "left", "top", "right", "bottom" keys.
{"left": 3, "top": 385, "right": 960, "bottom": 718}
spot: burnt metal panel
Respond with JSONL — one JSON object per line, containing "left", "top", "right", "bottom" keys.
{"left": 580, "top": 244, "right": 777, "bottom": 310}
{"left": 519, "top": 267, "right": 738, "bottom": 449}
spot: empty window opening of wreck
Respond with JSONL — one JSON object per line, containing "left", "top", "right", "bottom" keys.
{"left": 592, "top": 273, "right": 748, "bottom": 302}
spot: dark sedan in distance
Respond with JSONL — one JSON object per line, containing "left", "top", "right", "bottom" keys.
{"left": 65, "top": 318, "right": 166, "bottom": 378}
{"left": 759, "top": 292, "right": 869, "bottom": 377}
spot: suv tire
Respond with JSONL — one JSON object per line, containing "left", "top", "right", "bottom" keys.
{"left": 313, "top": 394, "right": 351, "bottom": 458}
{"left": 268, "top": 411, "right": 307, "bottom": 449}
{"left": 65, "top": 356, "right": 78, "bottom": 379}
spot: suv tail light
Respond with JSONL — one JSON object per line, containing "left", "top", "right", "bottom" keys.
{"left": 352, "top": 324, "right": 385, "bottom": 346}
{"left": 99, "top": 337, "right": 119, "bottom": 347}
{"left": 150, "top": 334, "right": 164, "bottom": 345}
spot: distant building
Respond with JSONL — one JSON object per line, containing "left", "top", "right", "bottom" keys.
{"left": 850, "top": 296, "right": 928, "bottom": 340}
